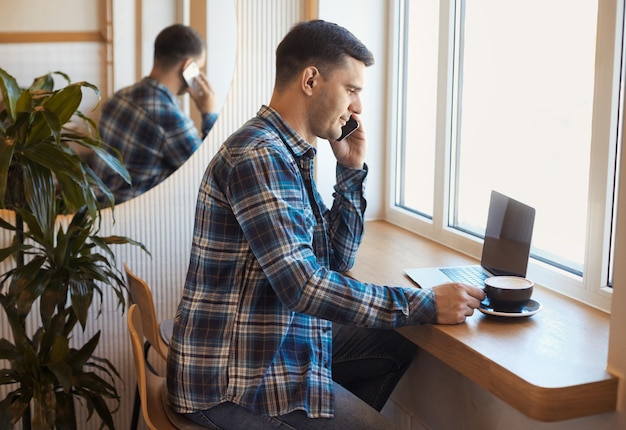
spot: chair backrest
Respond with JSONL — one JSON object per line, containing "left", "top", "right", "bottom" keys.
{"left": 124, "top": 263, "right": 169, "bottom": 360}
{"left": 128, "top": 305, "right": 205, "bottom": 430}
{"left": 128, "top": 304, "right": 177, "bottom": 430}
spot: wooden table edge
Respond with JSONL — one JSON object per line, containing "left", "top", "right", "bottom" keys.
{"left": 395, "top": 325, "right": 618, "bottom": 422}
{"left": 349, "top": 220, "right": 619, "bottom": 422}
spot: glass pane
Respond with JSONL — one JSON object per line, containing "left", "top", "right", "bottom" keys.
{"left": 452, "top": 0, "right": 598, "bottom": 274}
{"left": 396, "top": 0, "right": 440, "bottom": 217}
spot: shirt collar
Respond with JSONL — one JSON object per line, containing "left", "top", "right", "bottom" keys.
{"left": 142, "top": 77, "right": 179, "bottom": 105}
{"left": 257, "top": 105, "right": 316, "bottom": 158}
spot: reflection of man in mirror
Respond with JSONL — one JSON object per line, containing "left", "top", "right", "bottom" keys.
{"left": 93, "top": 24, "right": 218, "bottom": 204}
{"left": 167, "top": 20, "right": 484, "bottom": 430}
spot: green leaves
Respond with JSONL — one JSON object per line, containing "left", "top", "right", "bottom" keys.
{"left": 0, "top": 315, "right": 123, "bottom": 428}
{"left": 0, "top": 204, "right": 146, "bottom": 428}
{"left": 0, "top": 133, "right": 16, "bottom": 210}
{"left": 0, "top": 68, "right": 22, "bottom": 121}
{"left": 0, "top": 67, "right": 128, "bottom": 214}
{"left": 0, "top": 68, "right": 150, "bottom": 429}
{"left": 26, "top": 84, "right": 82, "bottom": 147}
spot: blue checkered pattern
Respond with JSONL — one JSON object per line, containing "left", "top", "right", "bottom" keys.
{"left": 166, "top": 106, "right": 437, "bottom": 418}
{"left": 93, "top": 77, "right": 217, "bottom": 203}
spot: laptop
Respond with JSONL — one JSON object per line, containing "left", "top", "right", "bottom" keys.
{"left": 404, "top": 191, "right": 536, "bottom": 288}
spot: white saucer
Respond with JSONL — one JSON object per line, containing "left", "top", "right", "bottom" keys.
{"left": 479, "top": 298, "right": 543, "bottom": 318}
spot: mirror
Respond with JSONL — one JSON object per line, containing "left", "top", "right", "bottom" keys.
{"left": 0, "top": 0, "right": 237, "bottom": 204}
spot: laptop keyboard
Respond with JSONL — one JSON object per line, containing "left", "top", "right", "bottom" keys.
{"left": 440, "top": 266, "right": 490, "bottom": 286}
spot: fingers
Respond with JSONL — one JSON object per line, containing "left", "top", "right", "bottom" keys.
{"left": 194, "top": 74, "right": 214, "bottom": 95}
{"left": 432, "top": 283, "right": 486, "bottom": 325}
{"left": 188, "top": 74, "right": 217, "bottom": 113}
{"left": 329, "top": 115, "right": 367, "bottom": 169}
{"left": 467, "top": 283, "right": 486, "bottom": 298}
{"left": 342, "top": 113, "right": 365, "bottom": 143}
{"left": 467, "top": 284, "right": 486, "bottom": 307}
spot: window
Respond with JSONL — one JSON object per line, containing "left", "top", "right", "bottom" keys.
{"left": 390, "top": 0, "right": 622, "bottom": 310}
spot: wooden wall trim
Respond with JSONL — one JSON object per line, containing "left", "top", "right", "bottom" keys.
{"left": 0, "top": 31, "right": 106, "bottom": 43}
{"left": 135, "top": 0, "right": 143, "bottom": 83}
{"left": 302, "top": 0, "right": 318, "bottom": 20}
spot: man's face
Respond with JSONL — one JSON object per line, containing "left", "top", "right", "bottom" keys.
{"left": 309, "top": 56, "right": 365, "bottom": 141}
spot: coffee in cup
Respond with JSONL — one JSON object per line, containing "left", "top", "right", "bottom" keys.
{"left": 484, "top": 276, "right": 533, "bottom": 311}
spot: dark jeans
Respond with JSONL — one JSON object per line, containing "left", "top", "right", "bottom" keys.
{"left": 186, "top": 324, "right": 418, "bottom": 429}
{"left": 331, "top": 323, "right": 418, "bottom": 412}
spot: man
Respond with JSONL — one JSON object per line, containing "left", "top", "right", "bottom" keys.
{"left": 93, "top": 24, "right": 218, "bottom": 204}
{"left": 166, "top": 20, "right": 484, "bottom": 429}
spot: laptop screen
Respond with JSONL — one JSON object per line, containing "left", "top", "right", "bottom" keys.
{"left": 481, "top": 191, "right": 536, "bottom": 277}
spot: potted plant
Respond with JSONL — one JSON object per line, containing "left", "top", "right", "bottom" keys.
{"left": 0, "top": 68, "right": 148, "bottom": 429}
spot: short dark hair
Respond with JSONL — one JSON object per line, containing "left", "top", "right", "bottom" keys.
{"left": 275, "top": 20, "right": 374, "bottom": 89}
{"left": 153, "top": 24, "right": 206, "bottom": 69}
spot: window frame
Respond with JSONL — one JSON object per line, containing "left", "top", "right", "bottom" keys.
{"left": 386, "top": 0, "right": 623, "bottom": 312}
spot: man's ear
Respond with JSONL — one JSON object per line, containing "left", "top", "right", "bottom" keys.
{"left": 301, "top": 66, "right": 320, "bottom": 95}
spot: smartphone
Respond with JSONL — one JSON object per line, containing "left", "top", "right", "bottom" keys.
{"left": 337, "top": 116, "right": 359, "bottom": 141}
{"left": 182, "top": 61, "right": 200, "bottom": 89}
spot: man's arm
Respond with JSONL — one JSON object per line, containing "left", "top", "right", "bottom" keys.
{"left": 187, "top": 72, "right": 218, "bottom": 138}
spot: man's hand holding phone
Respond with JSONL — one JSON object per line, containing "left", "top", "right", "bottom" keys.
{"left": 183, "top": 61, "right": 216, "bottom": 114}
{"left": 330, "top": 114, "right": 366, "bottom": 170}
{"left": 337, "top": 116, "right": 359, "bottom": 141}
{"left": 183, "top": 61, "right": 200, "bottom": 90}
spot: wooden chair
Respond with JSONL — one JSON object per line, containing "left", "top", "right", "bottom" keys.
{"left": 124, "top": 263, "right": 173, "bottom": 429}
{"left": 124, "top": 263, "right": 170, "bottom": 360}
{"left": 127, "top": 304, "right": 205, "bottom": 429}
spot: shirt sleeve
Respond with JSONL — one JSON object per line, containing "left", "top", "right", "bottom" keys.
{"left": 227, "top": 145, "right": 438, "bottom": 328}
{"left": 322, "top": 163, "right": 368, "bottom": 272}
{"left": 157, "top": 104, "right": 203, "bottom": 169}
{"left": 201, "top": 112, "right": 219, "bottom": 138}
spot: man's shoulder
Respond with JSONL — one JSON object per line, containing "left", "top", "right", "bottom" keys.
{"left": 107, "top": 79, "right": 171, "bottom": 106}
{"left": 224, "top": 117, "right": 286, "bottom": 157}
{"left": 101, "top": 80, "right": 177, "bottom": 122}
{"left": 207, "top": 119, "right": 293, "bottom": 180}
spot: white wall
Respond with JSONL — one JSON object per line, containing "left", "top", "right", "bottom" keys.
{"left": 0, "top": 0, "right": 99, "bottom": 31}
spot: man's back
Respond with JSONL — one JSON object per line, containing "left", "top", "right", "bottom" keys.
{"left": 94, "top": 77, "right": 201, "bottom": 203}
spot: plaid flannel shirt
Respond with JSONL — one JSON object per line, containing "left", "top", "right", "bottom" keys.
{"left": 93, "top": 77, "right": 217, "bottom": 203}
{"left": 166, "top": 105, "right": 437, "bottom": 418}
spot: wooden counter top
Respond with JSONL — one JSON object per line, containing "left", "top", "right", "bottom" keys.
{"left": 347, "top": 220, "right": 618, "bottom": 422}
